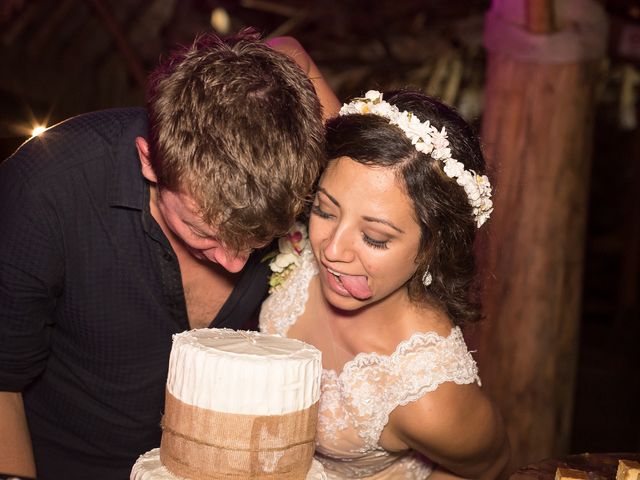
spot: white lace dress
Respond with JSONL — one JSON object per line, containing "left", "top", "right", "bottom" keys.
{"left": 260, "top": 247, "right": 481, "bottom": 479}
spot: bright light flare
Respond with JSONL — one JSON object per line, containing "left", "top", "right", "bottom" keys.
{"left": 210, "top": 8, "right": 230, "bottom": 34}
{"left": 31, "top": 125, "right": 47, "bottom": 137}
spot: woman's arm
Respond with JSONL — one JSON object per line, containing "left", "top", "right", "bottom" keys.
{"left": 388, "top": 382, "right": 510, "bottom": 480}
{"left": 266, "top": 36, "right": 341, "bottom": 120}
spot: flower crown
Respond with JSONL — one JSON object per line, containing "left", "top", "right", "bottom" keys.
{"left": 339, "top": 90, "right": 493, "bottom": 228}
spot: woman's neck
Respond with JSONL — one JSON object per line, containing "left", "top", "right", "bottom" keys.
{"left": 316, "top": 280, "right": 445, "bottom": 356}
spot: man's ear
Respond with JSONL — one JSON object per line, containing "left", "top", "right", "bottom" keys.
{"left": 135, "top": 137, "right": 157, "bottom": 183}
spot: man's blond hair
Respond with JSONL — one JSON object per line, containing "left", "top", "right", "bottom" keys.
{"left": 146, "top": 29, "right": 324, "bottom": 251}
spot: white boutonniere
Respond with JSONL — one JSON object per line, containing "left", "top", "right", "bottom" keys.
{"left": 263, "top": 222, "right": 308, "bottom": 292}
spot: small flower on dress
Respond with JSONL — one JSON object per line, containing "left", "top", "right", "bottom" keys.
{"left": 264, "top": 222, "right": 308, "bottom": 292}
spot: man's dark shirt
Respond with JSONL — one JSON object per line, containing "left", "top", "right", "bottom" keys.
{"left": 0, "top": 108, "right": 272, "bottom": 479}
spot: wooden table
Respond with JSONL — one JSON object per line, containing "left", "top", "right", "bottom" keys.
{"left": 510, "top": 453, "right": 640, "bottom": 480}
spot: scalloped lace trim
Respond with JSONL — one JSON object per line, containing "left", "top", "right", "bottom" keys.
{"left": 259, "top": 247, "right": 317, "bottom": 337}
{"left": 259, "top": 246, "right": 481, "bottom": 476}
{"left": 319, "top": 327, "right": 480, "bottom": 448}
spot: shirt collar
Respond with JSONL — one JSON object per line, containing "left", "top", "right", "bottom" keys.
{"left": 108, "top": 108, "right": 149, "bottom": 210}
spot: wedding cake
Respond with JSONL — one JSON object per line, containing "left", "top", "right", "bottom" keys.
{"left": 131, "top": 328, "right": 326, "bottom": 479}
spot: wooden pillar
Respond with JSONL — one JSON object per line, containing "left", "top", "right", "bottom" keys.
{"left": 474, "top": 0, "right": 608, "bottom": 473}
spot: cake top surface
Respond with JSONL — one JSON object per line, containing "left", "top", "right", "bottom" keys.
{"left": 167, "top": 328, "right": 322, "bottom": 414}
{"left": 174, "top": 328, "right": 320, "bottom": 359}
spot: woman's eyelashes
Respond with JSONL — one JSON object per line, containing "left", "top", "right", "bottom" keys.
{"left": 312, "top": 203, "right": 391, "bottom": 250}
{"left": 311, "top": 203, "right": 332, "bottom": 219}
{"left": 362, "top": 233, "right": 389, "bottom": 250}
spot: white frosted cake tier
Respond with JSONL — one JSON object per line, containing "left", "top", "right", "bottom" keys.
{"left": 131, "top": 448, "right": 328, "bottom": 480}
{"left": 167, "top": 328, "right": 322, "bottom": 415}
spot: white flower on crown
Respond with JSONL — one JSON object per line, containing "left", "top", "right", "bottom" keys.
{"left": 339, "top": 90, "right": 494, "bottom": 228}
{"left": 443, "top": 158, "right": 466, "bottom": 178}
{"left": 430, "top": 128, "right": 452, "bottom": 160}
{"left": 365, "top": 90, "right": 380, "bottom": 102}
{"left": 397, "top": 112, "right": 428, "bottom": 145}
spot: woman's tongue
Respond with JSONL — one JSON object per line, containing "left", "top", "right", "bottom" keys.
{"left": 339, "top": 274, "right": 373, "bottom": 300}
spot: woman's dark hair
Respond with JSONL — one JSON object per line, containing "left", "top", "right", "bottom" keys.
{"left": 324, "top": 90, "right": 487, "bottom": 325}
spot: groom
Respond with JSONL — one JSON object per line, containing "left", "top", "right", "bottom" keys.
{"left": 0, "top": 30, "right": 335, "bottom": 480}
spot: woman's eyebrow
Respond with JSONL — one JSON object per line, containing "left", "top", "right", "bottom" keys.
{"left": 362, "top": 216, "right": 404, "bottom": 233}
{"left": 318, "top": 187, "right": 404, "bottom": 234}
{"left": 317, "top": 188, "right": 339, "bottom": 207}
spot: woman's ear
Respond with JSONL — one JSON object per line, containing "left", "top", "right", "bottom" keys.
{"left": 135, "top": 136, "right": 157, "bottom": 183}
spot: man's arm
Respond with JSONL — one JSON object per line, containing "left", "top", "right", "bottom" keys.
{"left": 266, "top": 36, "right": 341, "bottom": 120}
{"left": 0, "top": 392, "right": 36, "bottom": 478}
{"left": 0, "top": 139, "right": 63, "bottom": 479}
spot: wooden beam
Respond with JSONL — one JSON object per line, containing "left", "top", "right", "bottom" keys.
{"left": 87, "top": 0, "right": 147, "bottom": 89}
{"left": 526, "top": 0, "right": 557, "bottom": 34}
{"left": 476, "top": 53, "right": 603, "bottom": 473}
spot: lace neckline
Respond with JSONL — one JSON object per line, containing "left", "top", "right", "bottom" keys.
{"left": 260, "top": 247, "right": 481, "bottom": 453}
{"left": 260, "top": 245, "right": 468, "bottom": 379}
{"left": 324, "top": 326, "right": 465, "bottom": 379}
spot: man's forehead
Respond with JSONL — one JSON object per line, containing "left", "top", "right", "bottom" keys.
{"left": 171, "top": 186, "right": 273, "bottom": 251}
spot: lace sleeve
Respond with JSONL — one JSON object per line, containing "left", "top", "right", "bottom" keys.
{"left": 259, "top": 247, "right": 317, "bottom": 336}
{"left": 337, "top": 327, "right": 480, "bottom": 447}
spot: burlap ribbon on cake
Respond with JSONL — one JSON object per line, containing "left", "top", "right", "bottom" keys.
{"left": 160, "top": 389, "right": 318, "bottom": 479}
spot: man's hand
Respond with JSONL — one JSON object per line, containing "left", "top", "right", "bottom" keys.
{"left": 266, "top": 36, "right": 341, "bottom": 120}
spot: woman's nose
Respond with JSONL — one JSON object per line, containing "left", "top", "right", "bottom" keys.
{"left": 322, "top": 225, "right": 354, "bottom": 263}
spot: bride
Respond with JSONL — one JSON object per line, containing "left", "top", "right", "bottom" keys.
{"left": 260, "top": 84, "right": 509, "bottom": 479}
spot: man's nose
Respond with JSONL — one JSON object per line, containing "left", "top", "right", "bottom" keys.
{"left": 210, "top": 247, "right": 250, "bottom": 273}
